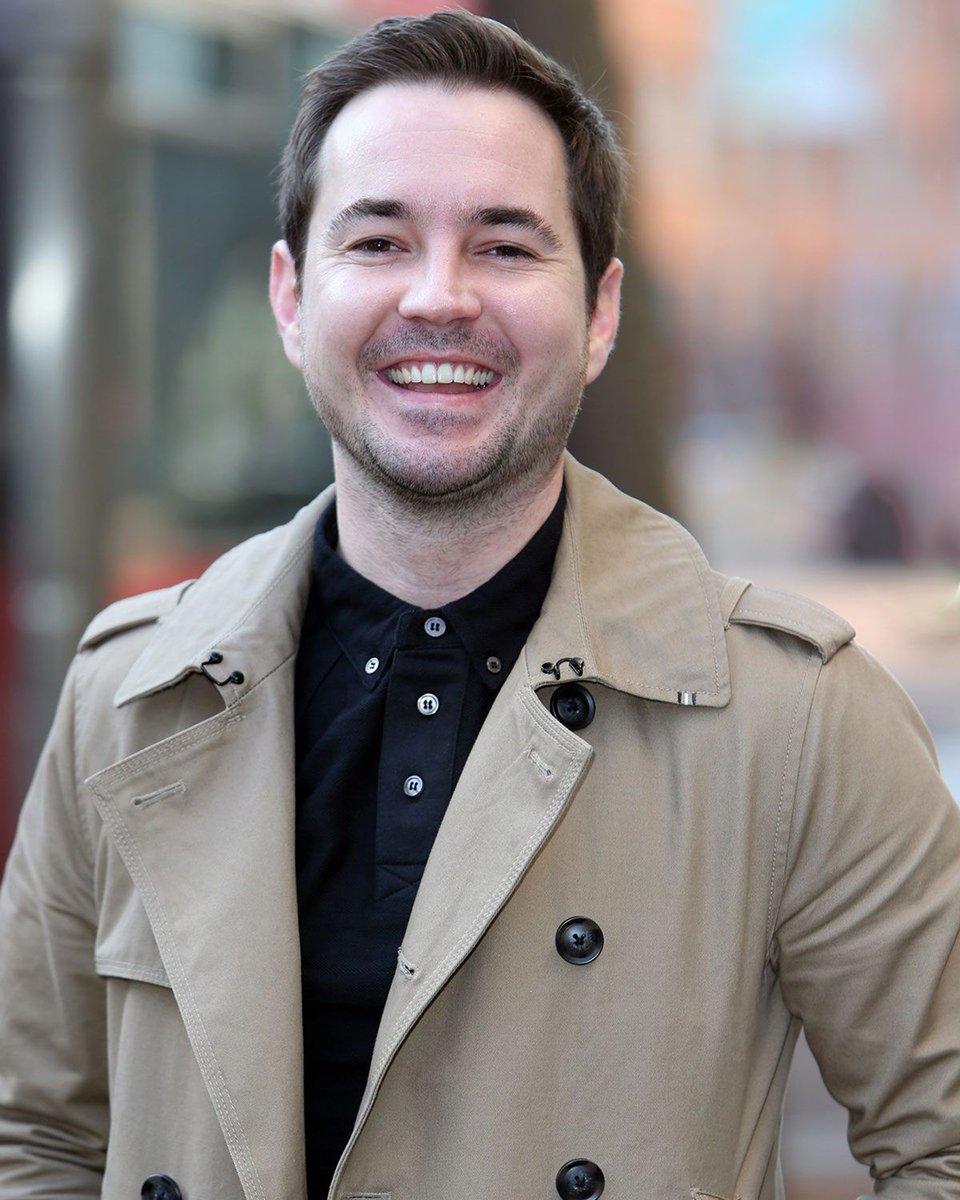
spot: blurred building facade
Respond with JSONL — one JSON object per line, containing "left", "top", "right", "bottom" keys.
{"left": 601, "top": 0, "right": 960, "bottom": 567}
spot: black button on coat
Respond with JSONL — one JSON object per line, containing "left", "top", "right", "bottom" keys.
{"left": 141, "top": 1174, "right": 183, "bottom": 1200}
{"left": 549, "top": 683, "right": 596, "bottom": 730}
{"left": 556, "top": 917, "right": 604, "bottom": 964}
{"left": 556, "top": 1158, "right": 605, "bottom": 1199}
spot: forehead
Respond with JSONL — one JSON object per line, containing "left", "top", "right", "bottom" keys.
{"left": 313, "top": 82, "right": 574, "bottom": 232}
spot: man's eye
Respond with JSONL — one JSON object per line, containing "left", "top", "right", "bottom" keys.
{"left": 351, "top": 237, "right": 399, "bottom": 253}
{"left": 486, "top": 244, "right": 534, "bottom": 259}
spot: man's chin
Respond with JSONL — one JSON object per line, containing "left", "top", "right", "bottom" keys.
{"left": 360, "top": 448, "right": 503, "bottom": 505}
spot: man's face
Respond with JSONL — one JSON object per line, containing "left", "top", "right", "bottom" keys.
{"left": 270, "top": 82, "right": 621, "bottom": 506}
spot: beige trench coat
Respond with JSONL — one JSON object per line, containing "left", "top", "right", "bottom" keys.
{"left": 1, "top": 457, "right": 960, "bottom": 1200}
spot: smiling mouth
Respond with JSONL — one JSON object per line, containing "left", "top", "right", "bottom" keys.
{"left": 383, "top": 360, "right": 497, "bottom": 390}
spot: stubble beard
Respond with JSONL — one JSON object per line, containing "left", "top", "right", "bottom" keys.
{"left": 301, "top": 332, "right": 588, "bottom": 520}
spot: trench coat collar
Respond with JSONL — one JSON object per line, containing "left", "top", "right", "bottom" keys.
{"left": 524, "top": 456, "right": 732, "bottom": 707}
{"left": 113, "top": 484, "right": 334, "bottom": 707}
{"left": 114, "top": 457, "right": 731, "bottom": 710}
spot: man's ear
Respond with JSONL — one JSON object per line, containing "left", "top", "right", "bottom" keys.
{"left": 584, "top": 257, "right": 623, "bottom": 386}
{"left": 269, "top": 240, "right": 302, "bottom": 371}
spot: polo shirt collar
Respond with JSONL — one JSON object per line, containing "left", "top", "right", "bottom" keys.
{"left": 312, "top": 490, "right": 565, "bottom": 692}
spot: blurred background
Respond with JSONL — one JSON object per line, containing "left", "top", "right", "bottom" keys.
{"left": 0, "top": 0, "right": 958, "bottom": 1195}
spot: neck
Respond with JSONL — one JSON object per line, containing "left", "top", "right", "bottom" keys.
{"left": 331, "top": 454, "right": 565, "bottom": 608}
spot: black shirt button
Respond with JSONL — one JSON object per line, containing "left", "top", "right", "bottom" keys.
{"left": 556, "top": 916, "right": 604, "bottom": 964}
{"left": 556, "top": 1158, "right": 605, "bottom": 1199}
{"left": 141, "top": 1175, "right": 183, "bottom": 1200}
{"left": 549, "top": 683, "right": 595, "bottom": 730}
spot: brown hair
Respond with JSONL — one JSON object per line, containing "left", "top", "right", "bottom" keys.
{"left": 278, "top": 10, "right": 625, "bottom": 309}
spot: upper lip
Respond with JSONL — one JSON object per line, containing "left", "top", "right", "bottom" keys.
{"left": 378, "top": 355, "right": 496, "bottom": 372}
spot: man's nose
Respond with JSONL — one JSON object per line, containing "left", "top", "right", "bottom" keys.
{"left": 396, "top": 252, "right": 482, "bottom": 324}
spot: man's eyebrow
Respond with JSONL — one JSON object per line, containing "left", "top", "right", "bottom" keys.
{"left": 471, "top": 206, "right": 563, "bottom": 252}
{"left": 326, "top": 198, "right": 412, "bottom": 240}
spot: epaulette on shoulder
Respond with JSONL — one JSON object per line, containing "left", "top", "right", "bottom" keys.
{"left": 78, "top": 579, "right": 195, "bottom": 652}
{"left": 722, "top": 578, "right": 855, "bottom": 664}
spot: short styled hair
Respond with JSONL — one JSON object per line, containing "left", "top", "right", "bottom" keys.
{"left": 278, "top": 10, "right": 625, "bottom": 309}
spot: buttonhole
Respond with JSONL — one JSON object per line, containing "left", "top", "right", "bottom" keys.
{"left": 527, "top": 748, "right": 554, "bottom": 780}
{"left": 131, "top": 781, "right": 186, "bottom": 809}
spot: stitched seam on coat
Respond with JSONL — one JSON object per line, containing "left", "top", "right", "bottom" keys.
{"left": 734, "top": 608, "right": 818, "bottom": 629}
{"left": 718, "top": 576, "right": 751, "bottom": 628}
{"left": 89, "top": 785, "right": 266, "bottom": 1200}
{"left": 683, "top": 524, "right": 723, "bottom": 694}
{"left": 233, "top": 648, "right": 297, "bottom": 700}
{"left": 86, "top": 712, "right": 230, "bottom": 786}
{"left": 563, "top": 497, "right": 594, "bottom": 663}
{"left": 730, "top": 608, "right": 845, "bottom": 661}
{"left": 765, "top": 659, "right": 816, "bottom": 952}
{"left": 95, "top": 958, "right": 171, "bottom": 987}
{"left": 202, "top": 535, "right": 311, "bottom": 652}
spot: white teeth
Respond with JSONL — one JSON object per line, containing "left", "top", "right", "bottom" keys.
{"left": 385, "top": 361, "right": 495, "bottom": 388}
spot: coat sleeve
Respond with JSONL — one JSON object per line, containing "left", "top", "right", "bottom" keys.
{"left": 0, "top": 658, "right": 108, "bottom": 1197}
{"left": 772, "top": 641, "right": 960, "bottom": 1196}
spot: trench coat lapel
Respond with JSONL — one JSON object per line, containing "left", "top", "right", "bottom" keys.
{"left": 86, "top": 492, "right": 326, "bottom": 1200}
{"left": 363, "top": 669, "right": 593, "bottom": 1099}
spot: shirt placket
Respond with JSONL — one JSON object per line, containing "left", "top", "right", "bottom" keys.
{"left": 373, "top": 611, "right": 469, "bottom": 902}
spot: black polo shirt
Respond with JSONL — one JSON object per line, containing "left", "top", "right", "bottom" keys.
{"left": 294, "top": 492, "right": 565, "bottom": 1198}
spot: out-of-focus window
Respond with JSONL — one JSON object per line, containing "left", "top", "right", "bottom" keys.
{"left": 105, "top": 7, "right": 340, "bottom": 600}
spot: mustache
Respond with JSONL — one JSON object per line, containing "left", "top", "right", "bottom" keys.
{"left": 359, "top": 326, "right": 519, "bottom": 375}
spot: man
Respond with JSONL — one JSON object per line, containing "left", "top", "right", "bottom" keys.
{"left": 1, "top": 11, "right": 959, "bottom": 1200}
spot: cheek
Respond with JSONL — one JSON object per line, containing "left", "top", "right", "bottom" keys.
{"left": 303, "top": 281, "right": 379, "bottom": 357}
{"left": 522, "top": 310, "right": 589, "bottom": 372}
